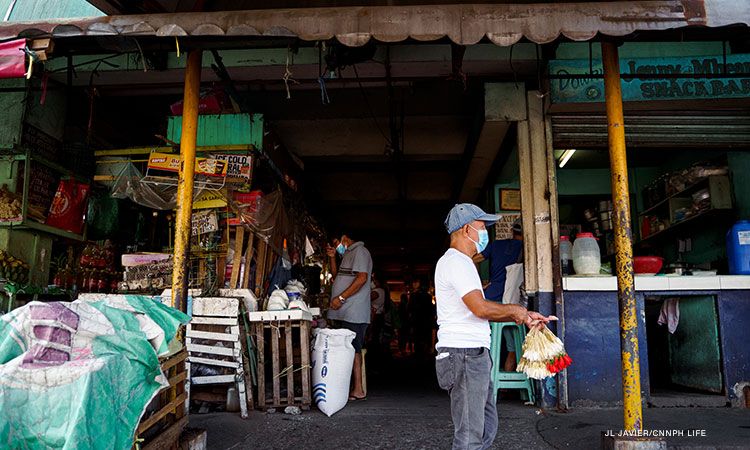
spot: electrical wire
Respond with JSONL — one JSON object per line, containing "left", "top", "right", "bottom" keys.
{"left": 352, "top": 64, "right": 391, "bottom": 146}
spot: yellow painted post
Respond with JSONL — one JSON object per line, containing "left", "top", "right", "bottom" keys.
{"left": 171, "top": 50, "right": 202, "bottom": 312}
{"left": 602, "top": 41, "right": 643, "bottom": 431}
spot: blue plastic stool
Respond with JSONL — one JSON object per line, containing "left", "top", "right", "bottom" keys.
{"left": 490, "top": 322, "right": 535, "bottom": 404}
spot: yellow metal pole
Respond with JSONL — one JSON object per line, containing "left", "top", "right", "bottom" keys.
{"left": 171, "top": 50, "right": 202, "bottom": 312}
{"left": 602, "top": 41, "right": 643, "bottom": 431}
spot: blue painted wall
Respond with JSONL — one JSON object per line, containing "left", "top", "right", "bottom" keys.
{"left": 563, "top": 291, "right": 650, "bottom": 406}
{"left": 564, "top": 289, "right": 750, "bottom": 405}
{"left": 717, "top": 291, "right": 750, "bottom": 401}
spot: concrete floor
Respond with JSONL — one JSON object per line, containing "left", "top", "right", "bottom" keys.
{"left": 189, "top": 354, "right": 750, "bottom": 450}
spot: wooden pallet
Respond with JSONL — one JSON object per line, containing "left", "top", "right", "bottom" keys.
{"left": 134, "top": 348, "right": 188, "bottom": 450}
{"left": 186, "top": 297, "right": 249, "bottom": 418}
{"left": 249, "top": 313, "right": 312, "bottom": 410}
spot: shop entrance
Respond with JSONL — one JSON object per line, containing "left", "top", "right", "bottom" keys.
{"left": 645, "top": 295, "right": 726, "bottom": 407}
{"left": 73, "top": 64, "right": 525, "bottom": 400}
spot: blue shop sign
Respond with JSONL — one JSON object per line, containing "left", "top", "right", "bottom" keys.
{"left": 549, "top": 54, "right": 750, "bottom": 103}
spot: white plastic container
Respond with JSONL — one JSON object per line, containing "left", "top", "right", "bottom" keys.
{"left": 560, "top": 236, "right": 573, "bottom": 276}
{"left": 572, "top": 232, "right": 601, "bottom": 275}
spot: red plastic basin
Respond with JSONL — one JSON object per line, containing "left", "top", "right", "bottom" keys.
{"left": 634, "top": 256, "right": 664, "bottom": 274}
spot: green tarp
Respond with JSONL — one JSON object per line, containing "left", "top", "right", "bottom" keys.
{"left": 0, "top": 295, "right": 190, "bottom": 449}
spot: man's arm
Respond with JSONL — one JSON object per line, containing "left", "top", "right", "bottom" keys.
{"left": 326, "top": 246, "right": 338, "bottom": 278}
{"left": 330, "top": 272, "right": 368, "bottom": 310}
{"left": 461, "top": 289, "right": 549, "bottom": 328}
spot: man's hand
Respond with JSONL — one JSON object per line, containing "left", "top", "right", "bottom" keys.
{"left": 331, "top": 297, "right": 343, "bottom": 310}
{"left": 524, "top": 311, "right": 554, "bottom": 330}
{"left": 326, "top": 245, "right": 336, "bottom": 258}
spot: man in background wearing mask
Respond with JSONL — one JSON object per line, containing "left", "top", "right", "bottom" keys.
{"left": 327, "top": 233, "right": 373, "bottom": 401}
{"left": 473, "top": 218, "right": 525, "bottom": 372}
{"left": 434, "top": 204, "right": 551, "bottom": 450}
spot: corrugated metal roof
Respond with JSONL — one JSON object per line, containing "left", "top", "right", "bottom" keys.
{"left": 1, "top": 0, "right": 103, "bottom": 22}
{"left": 0, "top": 1, "right": 747, "bottom": 47}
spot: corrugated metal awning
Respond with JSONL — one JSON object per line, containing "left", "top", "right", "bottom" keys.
{"left": 0, "top": 1, "right": 747, "bottom": 47}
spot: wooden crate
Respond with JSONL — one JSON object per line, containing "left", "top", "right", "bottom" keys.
{"left": 186, "top": 297, "right": 249, "bottom": 418}
{"left": 249, "top": 314, "right": 312, "bottom": 410}
{"left": 134, "top": 348, "right": 188, "bottom": 450}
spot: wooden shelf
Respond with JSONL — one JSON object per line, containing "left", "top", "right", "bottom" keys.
{"left": 0, "top": 151, "right": 87, "bottom": 241}
{"left": 0, "top": 219, "right": 85, "bottom": 241}
{"left": 637, "top": 208, "right": 732, "bottom": 245}
{"left": 640, "top": 176, "right": 716, "bottom": 217}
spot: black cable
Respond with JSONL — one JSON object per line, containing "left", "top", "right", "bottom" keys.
{"left": 352, "top": 64, "right": 391, "bottom": 145}
{"left": 48, "top": 53, "right": 123, "bottom": 73}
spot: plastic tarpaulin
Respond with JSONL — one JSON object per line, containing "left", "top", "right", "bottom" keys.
{"left": 0, "top": 39, "right": 25, "bottom": 79}
{"left": 0, "top": 295, "right": 190, "bottom": 449}
{"left": 110, "top": 162, "right": 205, "bottom": 210}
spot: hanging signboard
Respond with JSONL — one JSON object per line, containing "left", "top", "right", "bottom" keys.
{"left": 193, "top": 190, "right": 227, "bottom": 210}
{"left": 549, "top": 53, "right": 750, "bottom": 103}
{"left": 495, "top": 213, "right": 521, "bottom": 240}
{"left": 214, "top": 154, "right": 252, "bottom": 184}
{"left": 191, "top": 209, "right": 219, "bottom": 235}
{"left": 147, "top": 153, "right": 228, "bottom": 177}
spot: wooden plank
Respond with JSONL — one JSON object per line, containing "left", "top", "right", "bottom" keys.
{"left": 285, "top": 319, "right": 294, "bottom": 406}
{"left": 247, "top": 310, "right": 312, "bottom": 322}
{"left": 141, "top": 416, "right": 188, "bottom": 450}
{"left": 192, "top": 374, "right": 236, "bottom": 385}
{"left": 168, "top": 371, "right": 188, "bottom": 387}
{"left": 188, "top": 356, "right": 240, "bottom": 368}
{"left": 230, "top": 226, "right": 245, "bottom": 288}
{"left": 235, "top": 340, "right": 249, "bottom": 419}
{"left": 159, "top": 349, "right": 188, "bottom": 372}
{"left": 191, "top": 297, "right": 240, "bottom": 317}
{"left": 271, "top": 322, "right": 281, "bottom": 407}
{"left": 187, "top": 343, "right": 237, "bottom": 357}
{"left": 190, "top": 316, "right": 238, "bottom": 326}
{"left": 254, "top": 241, "right": 267, "bottom": 297}
{"left": 217, "top": 225, "right": 229, "bottom": 293}
{"left": 300, "top": 320, "right": 311, "bottom": 407}
{"left": 186, "top": 330, "right": 239, "bottom": 342}
{"left": 256, "top": 322, "right": 265, "bottom": 408}
{"left": 137, "top": 393, "right": 187, "bottom": 434}
{"left": 242, "top": 232, "right": 255, "bottom": 289}
{"left": 240, "top": 320, "right": 254, "bottom": 410}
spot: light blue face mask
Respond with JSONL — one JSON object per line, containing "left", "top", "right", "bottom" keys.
{"left": 468, "top": 225, "right": 489, "bottom": 253}
{"left": 336, "top": 242, "right": 347, "bottom": 255}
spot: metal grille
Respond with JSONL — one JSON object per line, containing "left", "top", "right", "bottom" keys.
{"left": 551, "top": 111, "right": 750, "bottom": 149}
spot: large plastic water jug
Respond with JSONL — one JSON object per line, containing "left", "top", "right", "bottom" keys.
{"left": 572, "top": 233, "right": 601, "bottom": 275}
{"left": 560, "top": 236, "right": 573, "bottom": 276}
{"left": 727, "top": 220, "right": 750, "bottom": 275}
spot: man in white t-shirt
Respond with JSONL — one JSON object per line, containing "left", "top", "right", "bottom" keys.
{"left": 435, "top": 203, "right": 551, "bottom": 450}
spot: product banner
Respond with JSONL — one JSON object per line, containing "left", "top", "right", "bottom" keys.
{"left": 191, "top": 209, "right": 219, "bottom": 235}
{"left": 147, "top": 152, "right": 228, "bottom": 177}
{"left": 214, "top": 153, "right": 252, "bottom": 184}
{"left": 549, "top": 53, "right": 750, "bottom": 103}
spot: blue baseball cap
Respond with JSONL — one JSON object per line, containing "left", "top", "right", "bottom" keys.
{"left": 444, "top": 203, "right": 501, "bottom": 234}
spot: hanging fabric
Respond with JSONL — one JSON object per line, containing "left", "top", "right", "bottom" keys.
{"left": 0, "top": 38, "right": 27, "bottom": 79}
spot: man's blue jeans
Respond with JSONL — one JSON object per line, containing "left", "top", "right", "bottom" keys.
{"left": 435, "top": 347, "right": 497, "bottom": 450}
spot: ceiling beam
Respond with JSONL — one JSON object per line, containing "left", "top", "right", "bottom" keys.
{"left": 456, "top": 82, "right": 527, "bottom": 204}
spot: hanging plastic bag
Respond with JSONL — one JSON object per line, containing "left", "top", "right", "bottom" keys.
{"left": 86, "top": 189, "right": 119, "bottom": 239}
{"left": 46, "top": 179, "right": 90, "bottom": 234}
